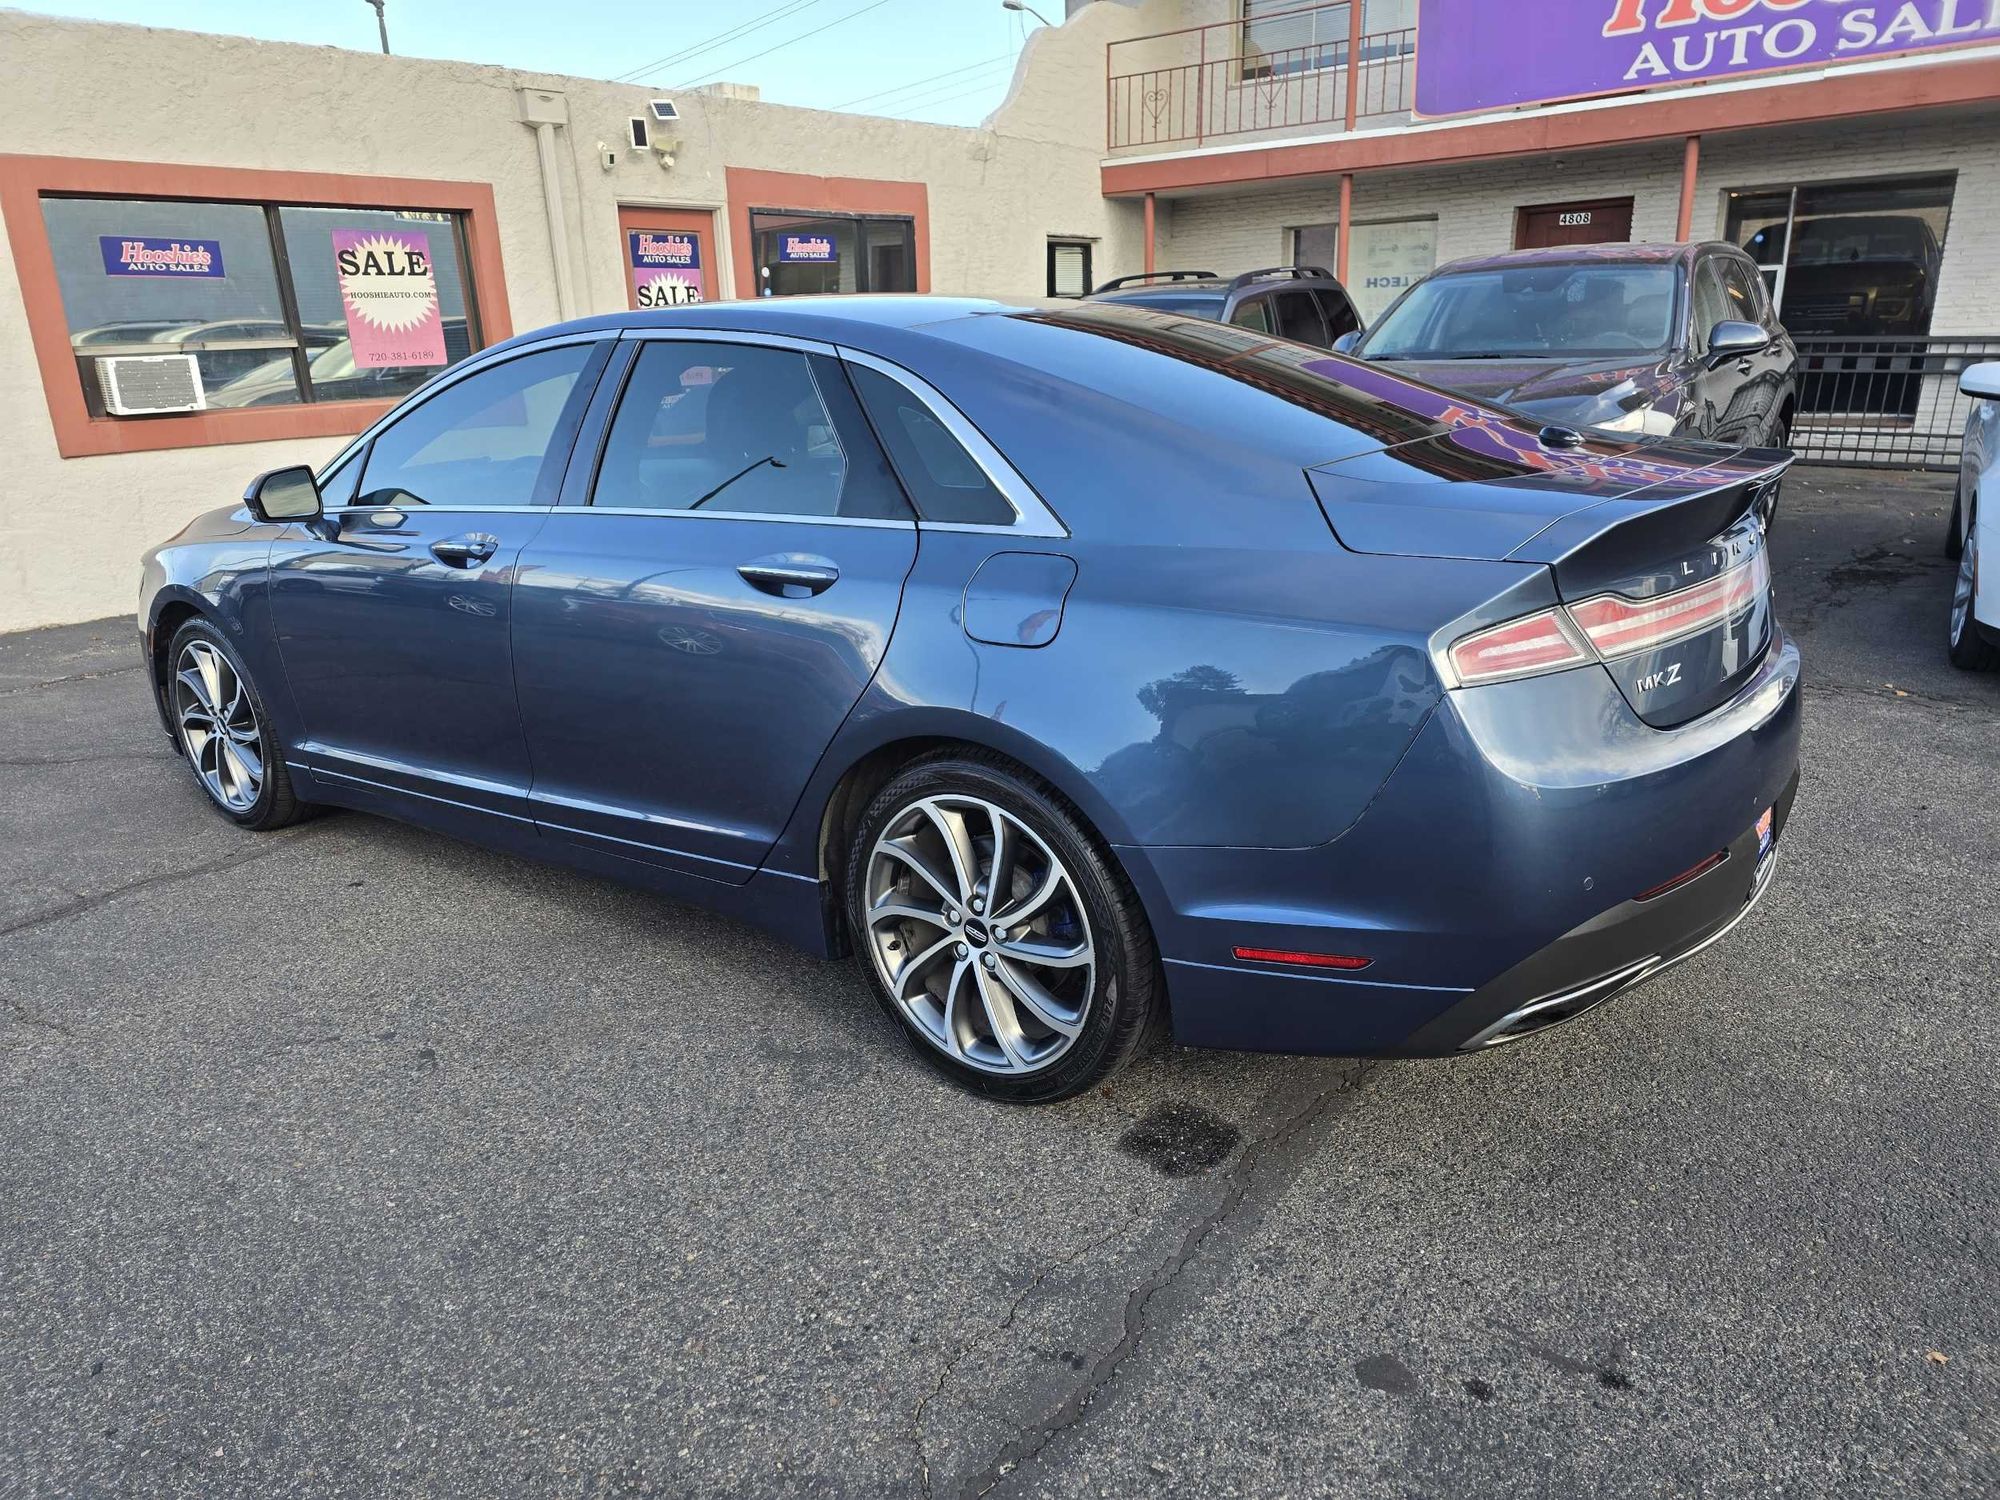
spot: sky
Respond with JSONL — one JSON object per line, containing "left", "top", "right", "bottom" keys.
{"left": 12, "top": 0, "right": 1046, "bottom": 125}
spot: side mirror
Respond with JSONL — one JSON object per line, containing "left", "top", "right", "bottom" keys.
{"left": 245, "top": 465, "right": 322, "bottom": 523}
{"left": 1705, "top": 320, "right": 1770, "bottom": 368}
{"left": 1960, "top": 361, "right": 2000, "bottom": 400}
{"left": 1332, "top": 330, "right": 1362, "bottom": 356}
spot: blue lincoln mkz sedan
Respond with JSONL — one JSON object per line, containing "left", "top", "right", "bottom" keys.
{"left": 142, "top": 297, "right": 1801, "bottom": 1103}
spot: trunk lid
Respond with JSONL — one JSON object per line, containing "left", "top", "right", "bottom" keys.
{"left": 1307, "top": 394, "right": 1790, "bottom": 729}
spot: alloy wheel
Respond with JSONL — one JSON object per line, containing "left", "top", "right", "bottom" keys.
{"left": 863, "top": 794, "right": 1095, "bottom": 1076}
{"left": 173, "top": 640, "right": 265, "bottom": 813}
{"left": 1951, "top": 516, "right": 1976, "bottom": 647}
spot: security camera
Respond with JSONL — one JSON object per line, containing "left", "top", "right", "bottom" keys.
{"left": 653, "top": 144, "right": 677, "bottom": 171}
{"left": 598, "top": 145, "right": 618, "bottom": 171}
{"left": 649, "top": 99, "right": 679, "bottom": 123}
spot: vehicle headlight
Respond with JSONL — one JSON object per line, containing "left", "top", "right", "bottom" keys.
{"left": 1596, "top": 404, "right": 1679, "bottom": 437}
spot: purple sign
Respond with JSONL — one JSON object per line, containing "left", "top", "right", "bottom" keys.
{"left": 1415, "top": 0, "right": 2000, "bottom": 117}
{"left": 99, "top": 236, "right": 225, "bottom": 278}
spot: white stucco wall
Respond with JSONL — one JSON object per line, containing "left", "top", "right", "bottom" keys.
{"left": 0, "top": 6, "right": 1150, "bottom": 632}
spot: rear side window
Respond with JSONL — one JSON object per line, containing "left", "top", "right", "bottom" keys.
{"left": 1229, "top": 297, "right": 1272, "bottom": 334}
{"left": 358, "top": 343, "right": 595, "bottom": 509}
{"left": 848, "top": 364, "right": 1014, "bottom": 526}
{"left": 1273, "top": 291, "right": 1327, "bottom": 346}
{"left": 1317, "top": 290, "right": 1361, "bottom": 340}
{"left": 591, "top": 342, "right": 909, "bottom": 520}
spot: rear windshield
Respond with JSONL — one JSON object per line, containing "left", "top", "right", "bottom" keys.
{"left": 1361, "top": 263, "right": 1679, "bottom": 361}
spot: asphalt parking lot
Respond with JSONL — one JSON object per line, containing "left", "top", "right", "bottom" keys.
{"left": 3, "top": 465, "right": 1996, "bottom": 1499}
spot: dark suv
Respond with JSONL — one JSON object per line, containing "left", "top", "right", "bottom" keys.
{"left": 1085, "top": 266, "right": 1362, "bottom": 349}
{"left": 1347, "top": 243, "right": 1798, "bottom": 453}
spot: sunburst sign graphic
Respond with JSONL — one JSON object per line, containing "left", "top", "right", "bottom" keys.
{"left": 331, "top": 227, "right": 447, "bottom": 368}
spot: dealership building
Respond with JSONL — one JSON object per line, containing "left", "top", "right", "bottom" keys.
{"left": 3, "top": 0, "right": 1998, "bottom": 630}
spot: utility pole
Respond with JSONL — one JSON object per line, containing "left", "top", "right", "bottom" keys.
{"left": 364, "top": 0, "right": 389, "bottom": 54}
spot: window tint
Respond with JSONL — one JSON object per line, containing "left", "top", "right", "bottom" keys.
{"left": 357, "top": 343, "right": 593, "bottom": 509}
{"left": 1691, "top": 262, "right": 1733, "bottom": 351}
{"left": 318, "top": 446, "right": 364, "bottom": 508}
{"left": 1229, "top": 297, "right": 1272, "bottom": 334}
{"left": 593, "top": 342, "right": 909, "bottom": 520}
{"left": 1273, "top": 291, "right": 1327, "bottom": 346}
{"left": 849, "top": 364, "right": 1014, "bottom": 526}
{"left": 1317, "top": 290, "right": 1361, "bottom": 340}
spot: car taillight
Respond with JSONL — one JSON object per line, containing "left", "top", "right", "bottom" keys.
{"left": 1568, "top": 550, "right": 1768, "bottom": 659}
{"left": 1446, "top": 608, "right": 1592, "bottom": 686}
{"left": 1445, "top": 549, "right": 1769, "bottom": 687}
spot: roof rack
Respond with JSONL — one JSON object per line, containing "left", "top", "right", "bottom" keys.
{"left": 1091, "top": 270, "right": 1220, "bottom": 293}
{"left": 1226, "top": 265, "right": 1338, "bottom": 290}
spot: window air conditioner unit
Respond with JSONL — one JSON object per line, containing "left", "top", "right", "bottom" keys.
{"left": 96, "top": 353, "right": 206, "bottom": 415}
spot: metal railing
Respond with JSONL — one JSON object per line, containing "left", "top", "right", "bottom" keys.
{"left": 1107, "top": 3, "right": 1415, "bottom": 151}
{"left": 1788, "top": 335, "right": 1998, "bottom": 469}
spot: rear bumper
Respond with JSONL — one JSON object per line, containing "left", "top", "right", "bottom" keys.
{"left": 1397, "top": 768, "right": 1796, "bottom": 1054}
{"left": 1124, "top": 628, "right": 1802, "bottom": 1057}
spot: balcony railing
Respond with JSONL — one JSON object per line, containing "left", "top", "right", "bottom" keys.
{"left": 1107, "top": 2, "right": 1415, "bottom": 152}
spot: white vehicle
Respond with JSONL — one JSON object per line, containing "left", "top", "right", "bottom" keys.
{"left": 1948, "top": 362, "right": 2000, "bottom": 671}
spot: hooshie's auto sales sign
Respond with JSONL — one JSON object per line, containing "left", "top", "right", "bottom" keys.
{"left": 1415, "top": 0, "right": 2000, "bottom": 116}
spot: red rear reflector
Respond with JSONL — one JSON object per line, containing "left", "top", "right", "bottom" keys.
{"left": 1232, "top": 946, "right": 1373, "bottom": 971}
{"left": 1446, "top": 608, "right": 1591, "bottom": 686}
{"left": 1569, "top": 550, "right": 1769, "bottom": 660}
{"left": 1635, "top": 848, "right": 1728, "bottom": 902}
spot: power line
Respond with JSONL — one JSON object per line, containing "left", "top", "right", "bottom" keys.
{"left": 876, "top": 71, "right": 1017, "bottom": 120}
{"left": 669, "top": 0, "right": 901, "bottom": 88}
{"left": 832, "top": 49, "right": 1016, "bottom": 111}
{"left": 612, "top": 0, "right": 830, "bottom": 84}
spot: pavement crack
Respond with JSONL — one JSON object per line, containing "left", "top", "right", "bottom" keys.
{"left": 912, "top": 1217, "right": 1135, "bottom": 1500}
{"left": 0, "top": 663, "right": 143, "bottom": 698}
{"left": 0, "top": 750, "right": 175, "bottom": 768}
{"left": 955, "top": 1064, "right": 1374, "bottom": 1500}
{"left": 0, "top": 828, "right": 313, "bottom": 944}
{"left": 1805, "top": 677, "right": 1999, "bottom": 717}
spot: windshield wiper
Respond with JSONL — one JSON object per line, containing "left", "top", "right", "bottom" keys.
{"left": 687, "top": 455, "right": 786, "bottom": 511}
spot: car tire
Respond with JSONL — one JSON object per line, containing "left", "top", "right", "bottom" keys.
{"left": 846, "top": 752, "right": 1161, "bottom": 1104}
{"left": 1944, "top": 485, "right": 1965, "bottom": 561}
{"left": 1947, "top": 497, "right": 1998, "bottom": 672}
{"left": 165, "top": 617, "right": 313, "bottom": 830}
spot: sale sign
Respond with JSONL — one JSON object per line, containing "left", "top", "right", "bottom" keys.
{"left": 628, "top": 230, "right": 704, "bottom": 307}
{"left": 778, "top": 234, "right": 836, "bottom": 263}
{"left": 1415, "top": 0, "right": 2000, "bottom": 116}
{"left": 99, "top": 236, "right": 225, "bottom": 278}
{"left": 332, "top": 228, "right": 446, "bottom": 368}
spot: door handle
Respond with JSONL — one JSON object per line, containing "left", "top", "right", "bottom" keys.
{"left": 431, "top": 533, "right": 499, "bottom": 568}
{"left": 738, "top": 557, "right": 840, "bottom": 598}
{"left": 1737, "top": 357, "right": 1755, "bottom": 373}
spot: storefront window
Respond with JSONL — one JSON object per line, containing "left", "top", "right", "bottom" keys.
{"left": 39, "top": 195, "right": 478, "bottom": 414}
{"left": 1726, "top": 174, "right": 1954, "bottom": 340}
{"left": 750, "top": 210, "right": 915, "bottom": 297}
{"left": 1293, "top": 217, "right": 1436, "bottom": 324}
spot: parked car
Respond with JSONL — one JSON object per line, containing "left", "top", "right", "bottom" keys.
{"left": 1344, "top": 243, "right": 1799, "bottom": 460}
{"left": 1086, "top": 266, "right": 1362, "bottom": 349}
{"left": 141, "top": 298, "right": 1799, "bottom": 1103}
{"left": 1947, "top": 360, "right": 2000, "bottom": 670}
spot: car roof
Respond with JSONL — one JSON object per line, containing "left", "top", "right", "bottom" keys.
{"left": 1429, "top": 242, "right": 1731, "bottom": 276}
